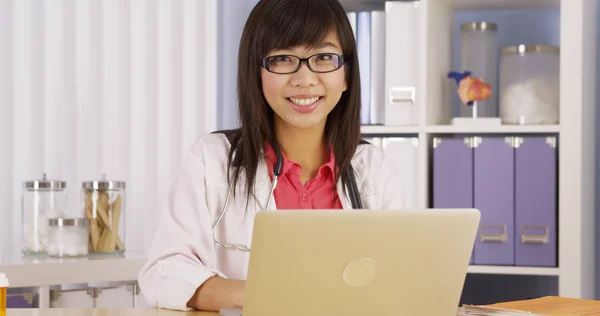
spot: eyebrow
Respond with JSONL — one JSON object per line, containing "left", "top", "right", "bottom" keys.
{"left": 313, "top": 42, "right": 339, "bottom": 49}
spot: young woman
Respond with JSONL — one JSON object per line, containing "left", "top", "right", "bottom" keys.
{"left": 138, "top": 0, "right": 405, "bottom": 311}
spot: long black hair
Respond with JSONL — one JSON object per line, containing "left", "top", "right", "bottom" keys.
{"left": 229, "top": 0, "right": 361, "bottom": 199}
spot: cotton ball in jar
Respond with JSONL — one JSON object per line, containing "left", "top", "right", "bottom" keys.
{"left": 47, "top": 219, "right": 89, "bottom": 257}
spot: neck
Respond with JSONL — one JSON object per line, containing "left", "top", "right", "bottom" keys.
{"left": 274, "top": 119, "right": 328, "bottom": 172}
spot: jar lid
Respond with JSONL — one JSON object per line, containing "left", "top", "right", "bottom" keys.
{"left": 502, "top": 44, "right": 560, "bottom": 55}
{"left": 82, "top": 174, "right": 126, "bottom": 190}
{"left": 48, "top": 218, "right": 90, "bottom": 227}
{"left": 0, "top": 272, "right": 9, "bottom": 287}
{"left": 24, "top": 174, "right": 66, "bottom": 190}
{"left": 461, "top": 21, "right": 497, "bottom": 31}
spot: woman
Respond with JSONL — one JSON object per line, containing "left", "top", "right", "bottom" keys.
{"left": 138, "top": 0, "right": 405, "bottom": 311}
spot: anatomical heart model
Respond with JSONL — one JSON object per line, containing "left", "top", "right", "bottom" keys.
{"left": 448, "top": 71, "right": 492, "bottom": 118}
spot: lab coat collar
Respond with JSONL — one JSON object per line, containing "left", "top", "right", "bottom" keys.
{"left": 336, "top": 159, "right": 367, "bottom": 209}
{"left": 251, "top": 152, "right": 367, "bottom": 211}
{"left": 251, "top": 156, "right": 278, "bottom": 211}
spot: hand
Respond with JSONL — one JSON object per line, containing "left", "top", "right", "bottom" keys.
{"left": 187, "top": 277, "right": 246, "bottom": 311}
{"left": 457, "top": 76, "right": 492, "bottom": 105}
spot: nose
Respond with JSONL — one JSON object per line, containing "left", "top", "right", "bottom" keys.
{"left": 289, "top": 61, "right": 318, "bottom": 87}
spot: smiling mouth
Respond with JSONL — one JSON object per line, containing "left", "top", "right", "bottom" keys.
{"left": 287, "top": 96, "right": 322, "bottom": 106}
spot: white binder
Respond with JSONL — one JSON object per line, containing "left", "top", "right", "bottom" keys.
{"left": 363, "top": 137, "right": 419, "bottom": 209}
{"left": 382, "top": 137, "right": 419, "bottom": 209}
{"left": 370, "top": 11, "right": 386, "bottom": 125}
{"left": 384, "top": 1, "right": 421, "bottom": 126}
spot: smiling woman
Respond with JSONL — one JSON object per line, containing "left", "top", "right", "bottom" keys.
{"left": 234, "top": 0, "right": 361, "bottom": 197}
{"left": 137, "top": 0, "right": 405, "bottom": 312}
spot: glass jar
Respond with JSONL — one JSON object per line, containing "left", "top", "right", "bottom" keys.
{"left": 82, "top": 176, "right": 126, "bottom": 255}
{"left": 460, "top": 22, "right": 498, "bottom": 118}
{"left": 47, "top": 218, "right": 89, "bottom": 257}
{"left": 499, "top": 45, "right": 560, "bottom": 125}
{"left": 21, "top": 174, "right": 68, "bottom": 255}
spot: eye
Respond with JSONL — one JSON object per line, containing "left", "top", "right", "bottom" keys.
{"left": 273, "top": 55, "right": 292, "bottom": 63}
{"left": 316, "top": 54, "right": 333, "bottom": 61}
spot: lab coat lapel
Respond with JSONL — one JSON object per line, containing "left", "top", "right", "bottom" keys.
{"left": 337, "top": 160, "right": 367, "bottom": 210}
{"left": 250, "top": 157, "right": 278, "bottom": 211}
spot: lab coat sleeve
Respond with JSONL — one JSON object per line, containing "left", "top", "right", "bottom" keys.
{"left": 138, "top": 145, "right": 225, "bottom": 311}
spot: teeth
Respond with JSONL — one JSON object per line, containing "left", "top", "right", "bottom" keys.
{"left": 290, "top": 97, "right": 320, "bottom": 106}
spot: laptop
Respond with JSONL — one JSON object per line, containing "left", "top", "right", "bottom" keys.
{"left": 220, "top": 208, "right": 480, "bottom": 316}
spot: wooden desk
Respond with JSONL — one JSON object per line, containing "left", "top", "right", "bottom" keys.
{"left": 7, "top": 309, "right": 218, "bottom": 316}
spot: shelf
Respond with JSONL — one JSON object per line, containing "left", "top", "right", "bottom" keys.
{"left": 427, "top": 124, "right": 560, "bottom": 134}
{"left": 339, "top": 0, "right": 560, "bottom": 12}
{"left": 361, "top": 125, "right": 421, "bottom": 135}
{"left": 361, "top": 124, "right": 560, "bottom": 135}
{"left": 468, "top": 265, "right": 559, "bottom": 276}
{"left": 439, "top": 0, "right": 560, "bottom": 11}
{"left": 0, "top": 252, "right": 147, "bottom": 288}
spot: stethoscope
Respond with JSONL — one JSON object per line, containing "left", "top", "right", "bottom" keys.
{"left": 211, "top": 138, "right": 363, "bottom": 252}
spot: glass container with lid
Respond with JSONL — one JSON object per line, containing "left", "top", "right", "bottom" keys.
{"left": 22, "top": 174, "right": 68, "bottom": 255}
{"left": 460, "top": 21, "right": 499, "bottom": 118}
{"left": 47, "top": 218, "right": 89, "bottom": 257}
{"left": 499, "top": 44, "right": 560, "bottom": 125}
{"left": 82, "top": 175, "right": 126, "bottom": 255}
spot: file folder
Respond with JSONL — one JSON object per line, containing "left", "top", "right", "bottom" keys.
{"left": 432, "top": 137, "right": 474, "bottom": 263}
{"left": 356, "top": 11, "right": 371, "bottom": 124}
{"left": 473, "top": 137, "right": 515, "bottom": 265}
{"left": 384, "top": 1, "right": 420, "bottom": 126}
{"left": 515, "top": 137, "right": 557, "bottom": 267}
{"left": 432, "top": 137, "right": 473, "bottom": 208}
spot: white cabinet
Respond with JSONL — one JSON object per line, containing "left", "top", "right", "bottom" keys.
{"left": 134, "top": 284, "right": 153, "bottom": 309}
{"left": 50, "top": 287, "right": 93, "bottom": 308}
{"left": 50, "top": 284, "right": 136, "bottom": 308}
{"left": 94, "top": 285, "right": 136, "bottom": 308}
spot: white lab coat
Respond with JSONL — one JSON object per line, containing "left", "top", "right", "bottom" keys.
{"left": 137, "top": 132, "right": 406, "bottom": 311}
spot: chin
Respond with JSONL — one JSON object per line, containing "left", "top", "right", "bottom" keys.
{"left": 277, "top": 112, "right": 328, "bottom": 131}
{"left": 284, "top": 117, "right": 326, "bottom": 130}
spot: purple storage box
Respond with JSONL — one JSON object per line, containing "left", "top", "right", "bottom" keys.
{"left": 515, "top": 137, "right": 558, "bottom": 267}
{"left": 473, "top": 137, "right": 515, "bottom": 266}
{"left": 432, "top": 137, "right": 475, "bottom": 263}
{"left": 7, "top": 293, "right": 35, "bottom": 308}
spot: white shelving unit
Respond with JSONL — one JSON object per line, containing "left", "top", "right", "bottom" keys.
{"left": 361, "top": 124, "right": 561, "bottom": 135}
{"left": 466, "top": 265, "right": 560, "bottom": 277}
{"left": 0, "top": 252, "right": 149, "bottom": 308}
{"left": 351, "top": 0, "right": 597, "bottom": 300}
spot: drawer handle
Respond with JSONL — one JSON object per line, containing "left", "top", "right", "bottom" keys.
{"left": 521, "top": 226, "right": 549, "bottom": 244}
{"left": 389, "top": 86, "right": 415, "bottom": 104}
{"left": 479, "top": 224, "right": 507, "bottom": 243}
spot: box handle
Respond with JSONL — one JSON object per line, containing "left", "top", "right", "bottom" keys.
{"left": 389, "top": 86, "right": 415, "bottom": 104}
{"left": 521, "top": 226, "right": 549, "bottom": 244}
{"left": 479, "top": 224, "right": 507, "bottom": 243}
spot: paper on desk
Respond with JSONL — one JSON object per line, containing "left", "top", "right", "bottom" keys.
{"left": 460, "top": 305, "right": 539, "bottom": 315}
{"left": 460, "top": 296, "right": 600, "bottom": 315}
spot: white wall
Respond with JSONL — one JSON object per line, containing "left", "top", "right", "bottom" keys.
{"left": 0, "top": 0, "right": 217, "bottom": 257}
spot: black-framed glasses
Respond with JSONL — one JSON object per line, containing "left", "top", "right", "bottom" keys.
{"left": 261, "top": 53, "right": 345, "bottom": 74}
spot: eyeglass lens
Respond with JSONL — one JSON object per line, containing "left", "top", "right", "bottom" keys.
{"left": 265, "top": 54, "right": 342, "bottom": 74}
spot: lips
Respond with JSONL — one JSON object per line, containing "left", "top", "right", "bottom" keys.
{"left": 288, "top": 96, "right": 321, "bottom": 106}
{"left": 286, "top": 96, "right": 323, "bottom": 113}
